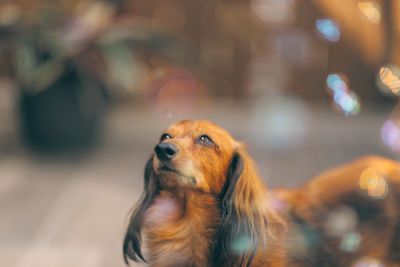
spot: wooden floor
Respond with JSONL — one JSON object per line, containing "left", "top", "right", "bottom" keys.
{"left": 0, "top": 100, "right": 396, "bottom": 267}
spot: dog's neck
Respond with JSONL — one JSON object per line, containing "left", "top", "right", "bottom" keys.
{"left": 143, "top": 189, "right": 221, "bottom": 267}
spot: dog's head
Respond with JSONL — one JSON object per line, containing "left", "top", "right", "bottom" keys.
{"left": 152, "top": 120, "right": 239, "bottom": 194}
{"left": 124, "top": 120, "right": 277, "bottom": 266}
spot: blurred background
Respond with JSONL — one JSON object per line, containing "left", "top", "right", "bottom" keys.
{"left": 1, "top": 0, "right": 400, "bottom": 266}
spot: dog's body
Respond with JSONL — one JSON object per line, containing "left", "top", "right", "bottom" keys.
{"left": 123, "top": 120, "right": 400, "bottom": 267}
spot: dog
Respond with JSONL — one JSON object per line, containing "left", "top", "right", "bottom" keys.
{"left": 123, "top": 120, "right": 400, "bottom": 267}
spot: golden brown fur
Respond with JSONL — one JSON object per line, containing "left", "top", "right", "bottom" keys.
{"left": 123, "top": 120, "right": 400, "bottom": 267}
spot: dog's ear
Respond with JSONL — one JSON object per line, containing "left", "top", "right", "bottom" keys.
{"left": 213, "top": 148, "right": 268, "bottom": 267}
{"left": 123, "top": 156, "right": 158, "bottom": 264}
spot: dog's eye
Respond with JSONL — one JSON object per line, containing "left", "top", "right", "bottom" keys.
{"left": 160, "top": 133, "right": 172, "bottom": 141}
{"left": 196, "top": 135, "right": 214, "bottom": 146}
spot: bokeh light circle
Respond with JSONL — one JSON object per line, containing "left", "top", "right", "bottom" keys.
{"left": 315, "top": 19, "right": 341, "bottom": 42}
{"left": 352, "top": 257, "right": 385, "bottom": 267}
{"left": 251, "top": 0, "right": 296, "bottom": 26}
{"left": 230, "top": 235, "right": 253, "bottom": 254}
{"left": 376, "top": 64, "right": 400, "bottom": 97}
{"left": 340, "top": 231, "right": 361, "bottom": 252}
{"left": 324, "top": 206, "right": 358, "bottom": 238}
{"left": 358, "top": 1, "right": 382, "bottom": 24}
{"left": 250, "top": 95, "right": 311, "bottom": 149}
{"left": 381, "top": 120, "right": 400, "bottom": 151}
{"left": 326, "top": 73, "right": 361, "bottom": 116}
{"left": 359, "top": 167, "right": 388, "bottom": 199}
{"left": 142, "top": 68, "right": 210, "bottom": 120}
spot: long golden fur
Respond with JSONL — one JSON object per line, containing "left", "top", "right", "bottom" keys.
{"left": 123, "top": 120, "right": 400, "bottom": 267}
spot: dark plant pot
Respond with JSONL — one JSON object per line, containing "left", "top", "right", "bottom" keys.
{"left": 19, "top": 62, "right": 107, "bottom": 152}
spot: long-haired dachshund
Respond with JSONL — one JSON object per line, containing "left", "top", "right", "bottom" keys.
{"left": 123, "top": 120, "right": 400, "bottom": 267}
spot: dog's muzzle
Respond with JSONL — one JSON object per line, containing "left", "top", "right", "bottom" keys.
{"left": 155, "top": 143, "right": 178, "bottom": 162}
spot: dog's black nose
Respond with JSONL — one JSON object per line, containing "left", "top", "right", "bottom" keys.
{"left": 155, "top": 143, "right": 178, "bottom": 161}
